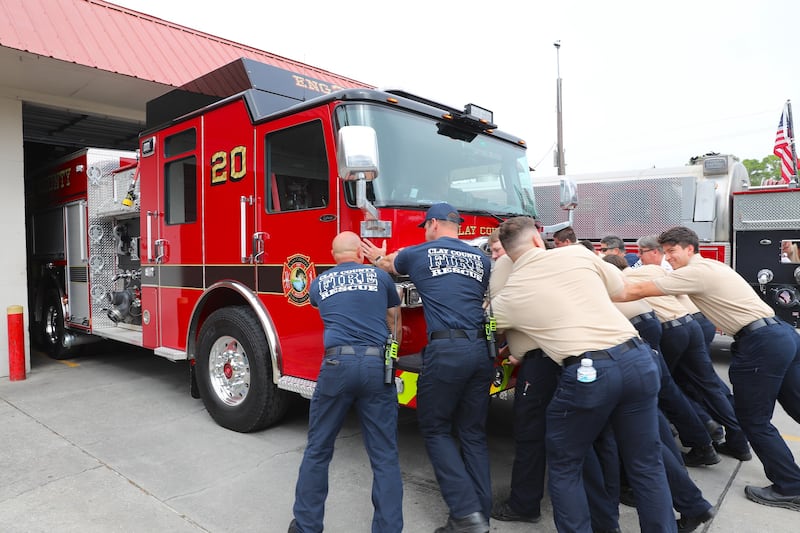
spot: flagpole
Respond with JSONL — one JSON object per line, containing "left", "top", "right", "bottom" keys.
{"left": 787, "top": 100, "right": 798, "bottom": 182}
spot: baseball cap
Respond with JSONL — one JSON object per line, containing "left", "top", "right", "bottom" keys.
{"left": 418, "top": 202, "right": 465, "bottom": 227}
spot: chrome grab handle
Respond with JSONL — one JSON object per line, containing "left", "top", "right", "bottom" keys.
{"left": 240, "top": 195, "right": 255, "bottom": 263}
{"left": 252, "top": 232, "right": 268, "bottom": 264}
{"left": 146, "top": 211, "right": 156, "bottom": 262}
{"left": 154, "top": 239, "right": 167, "bottom": 264}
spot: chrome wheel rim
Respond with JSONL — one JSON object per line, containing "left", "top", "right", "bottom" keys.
{"left": 44, "top": 304, "right": 60, "bottom": 346}
{"left": 207, "top": 336, "right": 251, "bottom": 406}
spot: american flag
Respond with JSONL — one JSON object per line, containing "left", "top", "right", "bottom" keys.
{"left": 774, "top": 103, "right": 796, "bottom": 183}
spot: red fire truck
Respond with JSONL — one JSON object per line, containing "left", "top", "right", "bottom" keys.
{"left": 534, "top": 153, "right": 800, "bottom": 327}
{"left": 26, "top": 57, "right": 540, "bottom": 432}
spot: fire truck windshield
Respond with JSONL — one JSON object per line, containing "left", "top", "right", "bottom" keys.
{"left": 336, "top": 103, "right": 537, "bottom": 218}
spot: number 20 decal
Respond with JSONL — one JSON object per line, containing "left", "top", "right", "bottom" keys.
{"left": 210, "top": 146, "right": 247, "bottom": 185}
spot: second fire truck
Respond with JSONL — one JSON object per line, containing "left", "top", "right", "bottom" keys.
{"left": 534, "top": 153, "right": 800, "bottom": 327}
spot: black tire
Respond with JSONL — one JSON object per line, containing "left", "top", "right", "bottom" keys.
{"left": 195, "top": 306, "right": 289, "bottom": 432}
{"left": 40, "top": 290, "right": 72, "bottom": 360}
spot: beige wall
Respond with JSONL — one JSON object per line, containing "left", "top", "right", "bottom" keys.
{"left": 0, "top": 96, "right": 29, "bottom": 378}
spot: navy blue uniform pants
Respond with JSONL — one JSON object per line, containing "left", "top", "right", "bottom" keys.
{"left": 730, "top": 320, "right": 800, "bottom": 494}
{"left": 417, "top": 336, "right": 494, "bottom": 519}
{"left": 293, "top": 349, "right": 403, "bottom": 533}
{"left": 660, "top": 320, "right": 749, "bottom": 451}
{"left": 583, "top": 426, "right": 622, "bottom": 532}
{"left": 657, "top": 410, "right": 713, "bottom": 517}
{"left": 634, "top": 316, "right": 711, "bottom": 449}
{"left": 693, "top": 313, "right": 717, "bottom": 351}
{"left": 682, "top": 313, "right": 721, "bottom": 429}
{"left": 546, "top": 339, "right": 676, "bottom": 533}
{"left": 508, "top": 351, "right": 620, "bottom": 531}
{"left": 508, "top": 350, "right": 560, "bottom": 517}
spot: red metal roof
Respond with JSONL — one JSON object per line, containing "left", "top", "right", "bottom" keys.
{"left": 0, "top": 0, "right": 368, "bottom": 89}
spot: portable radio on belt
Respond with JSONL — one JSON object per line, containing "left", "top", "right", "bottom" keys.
{"left": 384, "top": 337, "right": 399, "bottom": 384}
{"left": 484, "top": 291, "right": 498, "bottom": 358}
{"left": 384, "top": 311, "right": 399, "bottom": 384}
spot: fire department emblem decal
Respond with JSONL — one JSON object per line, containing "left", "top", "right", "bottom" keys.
{"left": 282, "top": 254, "right": 316, "bottom": 306}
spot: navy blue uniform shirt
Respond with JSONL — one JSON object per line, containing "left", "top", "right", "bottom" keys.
{"left": 395, "top": 237, "right": 490, "bottom": 332}
{"left": 310, "top": 262, "right": 400, "bottom": 349}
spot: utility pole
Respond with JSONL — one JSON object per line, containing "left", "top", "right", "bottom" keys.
{"left": 554, "top": 40, "right": 565, "bottom": 175}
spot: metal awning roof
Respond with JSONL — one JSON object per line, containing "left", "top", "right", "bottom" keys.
{"left": 0, "top": 0, "right": 370, "bottom": 156}
{"left": 0, "top": 0, "right": 367, "bottom": 90}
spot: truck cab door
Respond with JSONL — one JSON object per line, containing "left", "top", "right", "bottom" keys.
{"left": 255, "top": 113, "right": 339, "bottom": 380}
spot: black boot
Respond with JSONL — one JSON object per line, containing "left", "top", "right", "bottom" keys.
{"left": 434, "top": 511, "right": 489, "bottom": 533}
{"left": 682, "top": 444, "right": 721, "bottom": 467}
{"left": 676, "top": 507, "right": 715, "bottom": 532}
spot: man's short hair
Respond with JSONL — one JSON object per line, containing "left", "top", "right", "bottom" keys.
{"left": 498, "top": 216, "right": 537, "bottom": 254}
{"left": 553, "top": 226, "right": 577, "bottom": 244}
{"left": 658, "top": 226, "right": 699, "bottom": 253}
{"left": 600, "top": 235, "right": 625, "bottom": 251}
{"left": 579, "top": 240, "right": 596, "bottom": 252}
{"left": 488, "top": 228, "right": 500, "bottom": 244}
{"left": 603, "top": 254, "right": 629, "bottom": 271}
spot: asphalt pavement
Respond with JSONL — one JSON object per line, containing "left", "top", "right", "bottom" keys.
{"left": 1, "top": 336, "right": 798, "bottom": 532}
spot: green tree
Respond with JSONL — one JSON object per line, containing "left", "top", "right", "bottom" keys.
{"left": 742, "top": 155, "right": 781, "bottom": 185}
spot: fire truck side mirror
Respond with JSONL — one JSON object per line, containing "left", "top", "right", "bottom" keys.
{"left": 337, "top": 126, "right": 379, "bottom": 182}
{"left": 559, "top": 178, "right": 578, "bottom": 211}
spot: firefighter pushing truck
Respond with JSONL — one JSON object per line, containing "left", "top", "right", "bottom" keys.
{"left": 25, "top": 57, "right": 548, "bottom": 432}
{"left": 534, "top": 152, "right": 800, "bottom": 328}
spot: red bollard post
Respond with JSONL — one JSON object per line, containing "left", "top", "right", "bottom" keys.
{"left": 7, "top": 305, "right": 26, "bottom": 381}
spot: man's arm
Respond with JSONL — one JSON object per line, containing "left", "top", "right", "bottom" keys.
{"left": 386, "top": 306, "right": 402, "bottom": 344}
{"left": 361, "top": 239, "right": 399, "bottom": 275}
{"left": 612, "top": 279, "right": 665, "bottom": 302}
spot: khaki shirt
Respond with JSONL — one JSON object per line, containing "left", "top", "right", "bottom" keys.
{"left": 492, "top": 245, "right": 637, "bottom": 365}
{"left": 677, "top": 294, "right": 700, "bottom": 315}
{"left": 490, "top": 255, "right": 540, "bottom": 358}
{"left": 613, "top": 294, "right": 653, "bottom": 320}
{"left": 652, "top": 254, "right": 774, "bottom": 335}
{"left": 625, "top": 264, "right": 693, "bottom": 322}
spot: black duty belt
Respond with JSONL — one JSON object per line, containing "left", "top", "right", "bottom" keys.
{"left": 429, "top": 329, "right": 481, "bottom": 340}
{"left": 325, "top": 346, "right": 382, "bottom": 356}
{"left": 630, "top": 311, "right": 657, "bottom": 326}
{"left": 661, "top": 314, "right": 694, "bottom": 330}
{"left": 563, "top": 338, "right": 640, "bottom": 368}
{"left": 734, "top": 316, "right": 779, "bottom": 341}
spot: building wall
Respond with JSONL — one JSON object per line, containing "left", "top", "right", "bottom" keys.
{"left": 0, "top": 96, "right": 28, "bottom": 378}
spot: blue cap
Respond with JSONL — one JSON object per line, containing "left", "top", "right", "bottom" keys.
{"left": 418, "top": 202, "right": 465, "bottom": 227}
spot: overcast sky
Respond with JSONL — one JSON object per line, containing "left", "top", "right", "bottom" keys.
{"left": 112, "top": 0, "right": 799, "bottom": 177}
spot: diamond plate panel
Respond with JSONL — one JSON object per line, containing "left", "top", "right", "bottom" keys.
{"left": 86, "top": 155, "right": 141, "bottom": 330}
{"left": 535, "top": 177, "right": 686, "bottom": 240}
{"left": 733, "top": 191, "right": 800, "bottom": 231}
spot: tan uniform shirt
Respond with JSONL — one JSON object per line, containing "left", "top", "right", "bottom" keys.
{"left": 490, "top": 255, "right": 540, "bottom": 358}
{"left": 677, "top": 294, "right": 700, "bottom": 315}
{"left": 613, "top": 295, "right": 653, "bottom": 320}
{"left": 625, "top": 264, "right": 692, "bottom": 322}
{"left": 492, "top": 245, "right": 637, "bottom": 365}
{"left": 652, "top": 254, "right": 774, "bottom": 335}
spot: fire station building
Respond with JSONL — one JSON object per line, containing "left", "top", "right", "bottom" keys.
{"left": 0, "top": 0, "right": 357, "bottom": 376}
